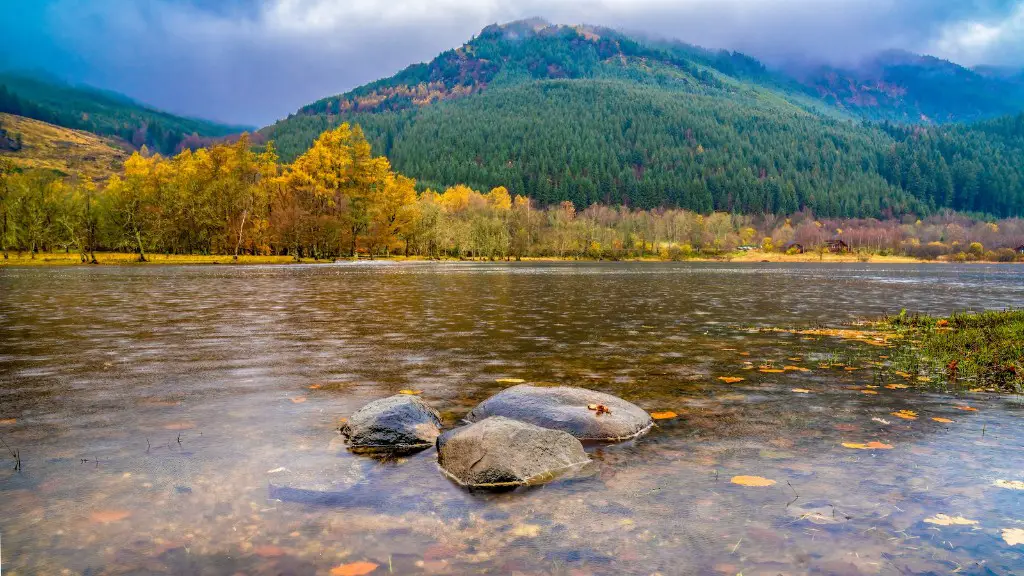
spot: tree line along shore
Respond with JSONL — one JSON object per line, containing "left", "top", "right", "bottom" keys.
{"left": 2, "top": 123, "right": 1023, "bottom": 265}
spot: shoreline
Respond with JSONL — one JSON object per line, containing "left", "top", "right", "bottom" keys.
{"left": 2, "top": 251, "right": 1020, "bottom": 267}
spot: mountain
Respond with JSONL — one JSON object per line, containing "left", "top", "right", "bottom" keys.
{"left": 0, "top": 72, "right": 251, "bottom": 156}
{"left": 0, "top": 112, "right": 128, "bottom": 182}
{"left": 263, "top": 19, "right": 1024, "bottom": 218}
{"left": 786, "top": 50, "right": 1024, "bottom": 123}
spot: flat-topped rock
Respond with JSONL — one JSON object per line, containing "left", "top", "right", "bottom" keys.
{"left": 466, "top": 384, "right": 653, "bottom": 441}
{"left": 341, "top": 395, "right": 441, "bottom": 453}
{"left": 437, "top": 416, "right": 589, "bottom": 488}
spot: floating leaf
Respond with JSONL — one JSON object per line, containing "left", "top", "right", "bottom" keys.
{"left": 511, "top": 524, "right": 542, "bottom": 537}
{"left": 0, "top": 418, "right": 15, "bottom": 426}
{"left": 308, "top": 384, "right": 322, "bottom": 390}
{"left": 784, "top": 366, "right": 811, "bottom": 372}
{"left": 931, "top": 417, "right": 954, "bottom": 424}
{"left": 718, "top": 376, "right": 745, "bottom": 384}
{"left": 1003, "top": 528, "right": 1024, "bottom": 546}
{"left": 955, "top": 405, "right": 978, "bottom": 412}
{"left": 730, "top": 475, "right": 776, "bottom": 487}
{"left": 738, "top": 352, "right": 750, "bottom": 356}
{"left": 254, "top": 545, "right": 287, "bottom": 557}
{"left": 895, "top": 371, "right": 912, "bottom": 378}
{"left": 891, "top": 410, "right": 918, "bottom": 420}
{"left": 650, "top": 411, "right": 678, "bottom": 420}
{"left": 861, "top": 390, "right": 879, "bottom": 395}
{"left": 842, "top": 441, "right": 894, "bottom": 450}
{"left": 788, "top": 357, "right": 803, "bottom": 362}
{"left": 330, "top": 561, "right": 380, "bottom": 576}
{"left": 398, "top": 389, "right": 422, "bottom": 395}
{"left": 885, "top": 383, "right": 909, "bottom": 390}
{"left": 791, "top": 388, "right": 812, "bottom": 394}
{"left": 90, "top": 510, "right": 131, "bottom": 523}
{"left": 994, "top": 479, "right": 1024, "bottom": 490}
{"left": 759, "top": 368, "right": 785, "bottom": 374}
{"left": 916, "top": 376, "right": 932, "bottom": 382}
{"left": 163, "top": 422, "right": 195, "bottom": 430}
{"left": 923, "top": 514, "right": 978, "bottom": 527}
{"left": 496, "top": 378, "right": 525, "bottom": 384}
{"left": 844, "top": 367, "right": 860, "bottom": 371}
{"left": 290, "top": 396, "right": 307, "bottom": 404}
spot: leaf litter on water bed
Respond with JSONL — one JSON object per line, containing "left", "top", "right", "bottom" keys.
{"left": 923, "top": 514, "right": 978, "bottom": 527}
{"left": 842, "top": 442, "right": 893, "bottom": 450}
{"left": 730, "top": 475, "right": 776, "bottom": 487}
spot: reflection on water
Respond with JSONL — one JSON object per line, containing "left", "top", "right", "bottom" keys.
{"left": 1, "top": 262, "right": 1023, "bottom": 575}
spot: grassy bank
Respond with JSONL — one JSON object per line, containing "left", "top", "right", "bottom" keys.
{"left": 0, "top": 250, "right": 1003, "bottom": 267}
{"left": 877, "top": 310, "right": 1024, "bottom": 394}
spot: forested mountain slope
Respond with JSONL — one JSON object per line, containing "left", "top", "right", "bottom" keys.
{"left": 0, "top": 72, "right": 250, "bottom": 156}
{"left": 259, "top": 20, "right": 1024, "bottom": 218}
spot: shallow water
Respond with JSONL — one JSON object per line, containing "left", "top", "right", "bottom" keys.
{"left": 1, "top": 262, "right": 1023, "bottom": 575}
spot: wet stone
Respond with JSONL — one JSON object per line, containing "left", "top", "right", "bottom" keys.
{"left": 341, "top": 395, "right": 442, "bottom": 453}
{"left": 437, "top": 416, "right": 590, "bottom": 488}
{"left": 466, "top": 384, "right": 654, "bottom": 441}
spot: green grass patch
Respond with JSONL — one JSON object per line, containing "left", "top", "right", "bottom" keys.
{"left": 878, "top": 309, "right": 1024, "bottom": 394}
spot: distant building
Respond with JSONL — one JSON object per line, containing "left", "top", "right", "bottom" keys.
{"left": 784, "top": 242, "right": 805, "bottom": 254}
{"left": 1017, "top": 245, "right": 1024, "bottom": 255}
{"left": 826, "top": 239, "right": 850, "bottom": 253}
{"left": 738, "top": 245, "right": 757, "bottom": 252}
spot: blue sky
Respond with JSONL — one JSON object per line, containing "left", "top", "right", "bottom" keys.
{"left": 3, "top": 0, "right": 1024, "bottom": 126}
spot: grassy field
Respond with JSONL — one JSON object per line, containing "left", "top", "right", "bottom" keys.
{"left": 0, "top": 252, "right": 327, "bottom": 266}
{"left": 3, "top": 251, "right": 1015, "bottom": 267}
{"left": 878, "top": 310, "right": 1024, "bottom": 394}
{"left": 0, "top": 112, "right": 128, "bottom": 182}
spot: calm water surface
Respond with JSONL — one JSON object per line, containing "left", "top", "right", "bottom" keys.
{"left": 1, "top": 262, "right": 1023, "bottom": 575}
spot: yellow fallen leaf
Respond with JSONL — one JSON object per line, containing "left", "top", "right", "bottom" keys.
{"left": 0, "top": 418, "right": 15, "bottom": 425}
{"left": 844, "top": 367, "right": 860, "bottom": 371}
{"left": 738, "top": 352, "right": 750, "bottom": 356}
{"left": 308, "top": 384, "right": 322, "bottom": 390}
{"left": 330, "top": 561, "right": 379, "bottom": 576}
{"left": 731, "top": 475, "right": 776, "bottom": 487}
{"left": 842, "top": 441, "right": 894, "bottom": 450}
{"left": 885, "top": 383, "right": 909, "bottom": 390}
{"left": 759, "top": 369, "right": 785, "bottom": 374}
{"left": 90, "top": 510, "right": 131, "bottom": 523}
{"left": 163, "top": 422, "right": 195, "bottom": 430}
{"left": 994, "top": 479, "right": 1024, "bottom": 490}
{"left": 923, "top": 514, "right": 978, "bottom": 527}
{"left": 784, "top": 366, "right": 811, "bottom": 372}
{"left": 511, "top": 524, "right": 542, "bottom": 537}
{"left": 865, "top": 385, "right": 879, "bottom": 389}
{"left": 916, "top": 376, "right": 932, "bottom": 382}
{"left": 398, "top": 389, "right": 422, "bottom": 395}
{"left": 650, "top": 411, "right": 678, "bottom": 420}
{"left": 1003, "top": 528, "right": 1024, "bottom": 546}
{"left": 496, "top": 378, "right": 525, "bottom": 384}
{"left": 891, "top": 410, "right": 918, "bottom": 420}
{"left": 787, "top": 357, "right": 802, "bottom": 362}
{"left": 791, "top": 388, "right": 812, "bottom": 394}
{"left": 290, "top": 396, "right": 307, "bottom": 403}
{"left": 932, "top": 417, "right": 954, "bottom": 423}
{"left": 861, "top": 390, "right": 879, "bottom": 395}
{"left": 955, "top": 405, "right": 978, "bottom": 412}
{"left": 718, "top": 376, "right": 745, "bottom": 384}
{"left": 895, "top": 371, "right": 911, "bottom": 378}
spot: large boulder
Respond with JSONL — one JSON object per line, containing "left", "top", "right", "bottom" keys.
{"left": 341, "top": 394, "right": 442, "bottom": 453}
{"left": 466, "top": 384, "right": 653, "bottom": 441}
{"left": 437, "top": 416, "right": 590, "bottom": 488}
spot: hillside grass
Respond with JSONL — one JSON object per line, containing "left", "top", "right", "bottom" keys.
{"left": 0, "top": 113, "right": 128, "bottom": 182}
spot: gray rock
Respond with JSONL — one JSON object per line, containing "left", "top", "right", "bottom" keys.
{"left": 466, "top": 384, "right": 653, "bottom": 441}
{"left": 437, "top": 416, "right": 589, "bottom": 488}
{"left": 341, "top": 394, "right": 441, "bottom": 453}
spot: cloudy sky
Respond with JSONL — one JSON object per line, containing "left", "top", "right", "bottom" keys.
{"left": 3, "top": 0, "right": 1023, "bottom": 126}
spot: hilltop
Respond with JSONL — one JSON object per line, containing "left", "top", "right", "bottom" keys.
{"left": 0, "top": 112, "right": 128, "bottom": 182}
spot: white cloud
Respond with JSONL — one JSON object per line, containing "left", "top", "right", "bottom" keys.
{"left": 930, "top": 3, "right": 1024, "bottom": 65}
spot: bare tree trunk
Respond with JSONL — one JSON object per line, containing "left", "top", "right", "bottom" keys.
{"left": 234, "top": 209, "right": 248, "bottom": 261}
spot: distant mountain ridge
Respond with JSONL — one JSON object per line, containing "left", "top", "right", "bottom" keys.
{"left": 0, "top": 71, "right": 251, "bottom": 156}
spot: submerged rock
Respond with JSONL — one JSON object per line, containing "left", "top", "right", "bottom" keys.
{"left": 341, "top": 394, "right": 442, "bottom": 453}
{"left": 437, "top": 416, "right": 589, "bottom": 488}
{"left": 466, "top": 384, "right": 653, "bottom": 441}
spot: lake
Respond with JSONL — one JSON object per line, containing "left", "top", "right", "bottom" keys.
{"left": 1, "top": 262, "right": 1023, "bottom": 575}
